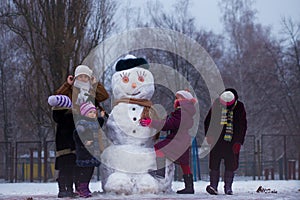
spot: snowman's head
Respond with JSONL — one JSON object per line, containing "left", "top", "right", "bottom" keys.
{"left": 112, "top": 55, "right": 154, "bottom": 100}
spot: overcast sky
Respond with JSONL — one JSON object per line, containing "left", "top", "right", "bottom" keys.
{"left": 189, "top": 0, "right": 300, "bottom": 34}
{"left": 129, "top": 0, "right": 300, "bottom": 35}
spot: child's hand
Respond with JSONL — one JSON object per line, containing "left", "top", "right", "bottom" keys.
{"left": 91, "top": 76, "right": 97, "bottom": 85}
{"left": 67, "top": 75, "right": 74, "bottom": 85}
{"left": 85, "top": 140, "right": 93, "bottom": 146}
{"left": 140, "top": 118, "right": 152, "bottom": 127}
{"left": 205, "top": 136, "right": 214, "bottom": 145}
{"left": 100, "top": 111, "right": 105, "bottom": 117}
{"left": 232, "top": 143, "right": 241, "bottom": 154}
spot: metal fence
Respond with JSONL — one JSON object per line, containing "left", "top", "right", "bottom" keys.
{"left": 260, "top": 134, "right": 300, "bottom": 180}
{"left": 0, "top": 134, "right": 299, "bottom": 182}
{"left": 0, "top": 142, "right": 13, "bottom": 181}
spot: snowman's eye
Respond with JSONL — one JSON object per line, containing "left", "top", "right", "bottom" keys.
{"left": 138, "top": 76, "right": 144, "bottom": 82}
{"left": 137, "top": 71, "right": 146, "bottom": 82}
{"left": 123, "top": 76, "right": 129, "bottom": 83}
{"left": 120, "top": 72, "right": 130, "bottom": 83}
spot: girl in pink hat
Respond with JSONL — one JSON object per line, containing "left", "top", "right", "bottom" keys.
{"left": 140, "top": 90, "right": 197, "bottom": 194}
{"left": 73, "top": 102, "right": 104, "bottom": 198}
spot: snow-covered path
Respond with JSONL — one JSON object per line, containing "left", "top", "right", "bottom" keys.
{"left": 0, "top": 180, "right": 299, "bottom": 200}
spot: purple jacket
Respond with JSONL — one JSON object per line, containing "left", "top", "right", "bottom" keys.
{"left": 151, "top": 99, "right": 196, "bottom": 164}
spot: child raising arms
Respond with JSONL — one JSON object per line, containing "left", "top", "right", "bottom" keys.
{"left": 140, "top": 90, "right": 197, "bottom": 194}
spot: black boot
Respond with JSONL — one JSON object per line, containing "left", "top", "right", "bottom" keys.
{"left": 224, "top": 171, "right": 234, "bottom": 195}
{"left": 206, "top": 170, "right": 219, "bottom": 195}
{"left": 57, "top": 180, "right": 68, "bottom": 198}
{"left": 58, "top": 173, "right": 76, "bottom": 198}
{"left": 66, "top": 185, "right": 78, "bottom": 197}
{"left": 176, "top": 174, "right": 195, "bottom": 194}
{"left": 149, "top": 157, "right": 166, "bottom": 179}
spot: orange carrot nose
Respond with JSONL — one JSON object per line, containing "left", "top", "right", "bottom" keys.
{"left": 132, "top": 83, "right": 137, "bottom": 88}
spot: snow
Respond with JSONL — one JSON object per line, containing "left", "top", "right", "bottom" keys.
{"left": 101, "top": 145, "right": 156, "bottom": 173}
{"left": 0, "top": 180, "right": 299, "bottom": 199}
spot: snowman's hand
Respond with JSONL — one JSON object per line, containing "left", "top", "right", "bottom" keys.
{"left": 140, "top": 118, "right": 152, "bottom": 127}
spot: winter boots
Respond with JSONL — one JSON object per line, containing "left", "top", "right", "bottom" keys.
{"left": 57, "top": 182, "right": 77, "bottom": 198}
{"left": 176, "top": 174, "right": 195, "bottom": 194}
{"left": 206, "top": 170, "right": 219, "bottom": 195}
{"left": 149, "top": 157, "right": 166, "bottom": 179}
{"left": 206, "top": 170, "right": 235, "bottom": 195}
{"left": 77, "top": 182, "right": 92, "bottom": 198}
{"left": 224, "top": 171, "right": 234, "bottom": 195}
{"left": 58, "top": 186, "right": 69, "bottom": 198}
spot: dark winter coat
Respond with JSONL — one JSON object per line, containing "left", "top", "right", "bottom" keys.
{"left": 52, "top": 108, "right": 76, "bottom": 170}
{"left": 73, "top": 116, "right": 102, "bottom": 167}
{"left": 204, "top": 100, "right": 247, "bottom": 146}
{"left": 204, "top": 91, "right": 247, "bottom": 171}
{"left": 151, "top": 99, "right": 196, "bottom": 165}
{"left": 55, "top": 81, "right": 109, "bottom": 112}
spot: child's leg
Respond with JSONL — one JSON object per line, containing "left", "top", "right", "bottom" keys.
{"left": 85, "top": 167, "right": 95, "bottom": 194}
{"left": 176, "top": 164, "right": 194, "bottom": 194}
{"left": 57, "top": 168, "right": 67, "bottom": 193}
{"left": 149, "top": 147, "right": 166, "bottom": 178}
{"left": 177, "top": 147, "right": 194, "bottom": 194}
{"left": 180, "top": 164, "right": 192, "bottom": 175}
{"left": 79, "top": 167, "right": 94, "bottom": 182}
{"left": 65, "top": 165, "right": 75, "bottom": 193}
{"left": 57, "top": 166, "right": 74, "bottom": 197}
{"left": 206, "top": 150, "right": 222, "bottom": 195}
{"left": 155, "top": 149, "right": 165, "bottom": 158}
{"left": 73, "top": 166, "right": 80, "bottom": 193}
{"left": 77, "top": 167, "right": 94, "bottom": 197}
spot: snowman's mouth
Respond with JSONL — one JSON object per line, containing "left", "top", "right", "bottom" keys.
{"left": 127, "top": 91, "right": 141, "bottom": 96}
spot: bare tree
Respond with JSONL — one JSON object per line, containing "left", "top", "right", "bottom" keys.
{"left": 219, "top": 0, "right": 272, "bottom": 138}
{"left": 219, "top": 0, "right": 300, "bottom": 163}
{"left": 0, "top": 0, "right": 117, "bottom": 142}
{"left": 266, "top": 17, "right": 300, "bottom": 136}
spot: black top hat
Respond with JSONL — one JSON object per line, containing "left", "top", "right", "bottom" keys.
{"left": 115, "top": 57, "right": 150, "bottom": 72}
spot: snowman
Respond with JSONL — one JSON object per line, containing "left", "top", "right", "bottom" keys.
{"left": 100, "top": 55, "right": 174, "bottom": 194}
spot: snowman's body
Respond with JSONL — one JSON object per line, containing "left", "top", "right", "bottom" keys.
{"left": 106, "top": 102, "right": 155, "bottom": 147}
{"left": 100, "top": 56, "right": 174, "bottom": 194}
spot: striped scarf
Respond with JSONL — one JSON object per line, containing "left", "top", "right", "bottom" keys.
{"left": 220, "top": 102, "right": 237, "bottom": 142}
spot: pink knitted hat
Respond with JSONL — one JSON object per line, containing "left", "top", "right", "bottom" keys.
{"left": 80, "top": 102, "right": 96, "bottom": 116}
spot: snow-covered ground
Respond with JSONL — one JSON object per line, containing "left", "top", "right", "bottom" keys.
{"left": 0, "top": 180, "right": 299, "bottom": 200}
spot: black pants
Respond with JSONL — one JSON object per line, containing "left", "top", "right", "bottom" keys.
{"left": 76, "top": 166, "right": 95, "bottom": 183}
{"left": 56, "top": 154, "right": 76, "bottom": 191}
{"left": 209, "top": 144, "right": 239, "bottom": 171}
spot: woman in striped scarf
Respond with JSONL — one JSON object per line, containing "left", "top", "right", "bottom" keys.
{"left": 204, "top": 88, "right": 247, "bottom": 195}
